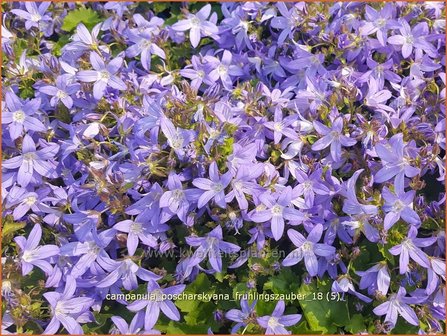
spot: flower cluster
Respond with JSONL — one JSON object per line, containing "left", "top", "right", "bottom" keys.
{"left": 2, "top": 2, "right": 445, "bottom": 335}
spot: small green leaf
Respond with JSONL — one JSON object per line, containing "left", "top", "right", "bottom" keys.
{"left": 62, "top": 8, "right": 101, "bottom": 32}
{"left": 298, "top": 280, "right": 350, "bottom": 333}
{"left": 2, "top": 219, "right": 26, "bottom": 241}
{"left": 344, "top": 314, "right": 366, "bottom": 333}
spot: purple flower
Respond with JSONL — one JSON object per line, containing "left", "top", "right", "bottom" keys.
{"left": 331, "top": 277, "right": 372, "bottom": 303}
{"left": 2, "top": 135, "right": 59, "bottom": 187}
{"left": 373, "top": 287, "right": 425, "bottom": 328}
{"left": 43, "top": 276, "right": 94, "bottom": 334}
{"left": 186, "top": 225, "right": 240, "bottom": 273}
{"left": 113, "top": 215, "right": 158, "bottom": 256}
{"left": 1, "top": 92, "right": 45, "bottom": 140}
{"left": 11, "top": 2, "right": 51, "bottom": 31}
{"left": 293, "top": 168, "right": 330, "bottom": 207}
{"left": 193, "top": 161, "right": 233, "bottom": 209}
{"left": 111, "top": 312, "right": 160, "bottom": 334}
{"left": 171, "top": 4, "right": 219, "bottom": 48}
{"left": 127, "top": 281, "right": 186, "bottom": 331}
{"left": 159, "top": 173, "right": 202, "bottom": 223}
{"left": 264, "top": 107, "right": 298, "bottom": 144}
{"left": 270, "top": 3, "right": 302, "bottom": 44}
{"left": 76, "top": 52, "right": 126, "bottom": 100}
{"left": 63, "top": 23, "right": 104, "bottom": 53}
{"left": 256, "top": 300, "right": 301, "bottom": 335}
{"left": 38, "top": 74, "right": 79, "bottom": 109}
{"left": 374, "top": 133, "right": 420, "bottom": 189}
{"left": 126, "top": 31, "right": 166, "bottom": 71}
{"left": 97, "top": 259, "right": 161, "bottom": 291}
{"left": 312, "top": 117, "right": 356, "bottom": 162}
{"left": 179, "top": 55, "right": 208, "bottom": 90}
{"left": 282, "top": 224, "right": 336, "bottom": 277}
{"left": 360, "top": 4, "right": 398, "bottom": 45}
{"left": 250, "top": 187, "right": 305, "bottom": 241}
{"left": 160, "top": 116, "right": 196, "bottom": 159}
{"left": 382, "top": 185, "right": 420, "bottom": 231}
{"left": 225, "top": 164, "right": 263, "bottom": 210}
{"left": 388, "top": 19, "right": 436, "bottom": 58}
{"left": 59, "top": 229, "right": 116, "bottom": 278}
{"left": 207, "top": 50, "right": 244, "bottom": 90}
{"left": 14, "top": 224, "right": 59, "bottom": 276}
{"left": 225, "top": 299, "right": 257, "bottom": 334}
{"left": 389, "top": 227, "right": 437, "bottom": 274}
{"left": 356, "top": 262, "right": 390, "bottom": 296}
{"left": 341, "top": 169, "right": 380, "bottom": 242}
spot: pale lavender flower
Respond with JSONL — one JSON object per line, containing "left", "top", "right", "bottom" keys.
{"left": 257, "top": 300, "right": 301, "bottom": 335}
{"left": 283, "top": 224, "right": 336, "bottom": 276}
{"left": 127, "top": 281, "right": 186, "bottom": 331}
{"left": 389, "top": 227, "right": 437, "bottom": 274}
{"left": 14, "top": 224, "right": 59, "bottom": 276}
{"left": 373, "top": 287, "right": 425, "bottom": 327}
{"left": 43, "top": 275, "right": 94, "bottom": 334}
{"left": 76, "top": 52, "right": 126, "bottom": 100}
{"left": 1, "top": 92, "right": 45, "bottom": 140}
{"left": 312, "top": 117, "right": 356, "bottom": 162}
{"left": 193, "top": 161, "right": 233, "bottom": 209}
{"left": 171, "top": 4, "right": 219, "bottom": 48}
{"left": 186, "top": 225, "right": 240, "bottom": 273}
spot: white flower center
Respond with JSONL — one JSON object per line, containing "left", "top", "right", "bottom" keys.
{"left": 24, "top": 196, "right": 37, "bottom": 206}
{"left": 99, "top": 70, "right": 110, "bottom": 80}
{"left": 402, "top": 238, "right": 414, "bottom": 250}
{"left": 173, "top": 189, "right": 184, "bottom": 201}
{"left": 150, "top": 289, "right": 165, "bottom": 302}
{"left": 271, "top": 204, "right": 283, "bottom": 215}
{"left": 206, "top": 236, "right": 218, "bottom": 246}
{"left": 22, "top": 250, "right": 36, "bottom": 262}
{"left": 302, "top": 241, "right": 313, "bottom": 252}
{"left": 198, "top": 70, "right": 205, "bottom": 78}
{"left": 213, "top": 183, "right": 224, "bottom": 192}
{"left": 330, "top": 130, "right": 340, "bottom": 139}
{"left": 405, "top": 35, "right": 414, "bottom": 44}
{"left": 13, "top": 110, "right": 26, "bottom": 123}
{"left": 273, "top": 122, "right": 283, "bottom": 132}
{"left": 55, "top": 301, "right": 64, "bottom": 315}
{"left": 87, "top": 241, "right": 100, "bottom": 255}
{"left": 267, "top": 316, "right": 281, "bottom": 329}
{"left": 130, "top": 222, "right": 142, "bottom": 234}
{"left": 171, "top": 135, "right": 183, "bottom": 149}
{"left": 23, "top": 152, "right": 36, "bottom": 162}
{"left": 303, "top": 181, "right": 312, "bottom": 190}
{"left": 31, "top": 14, "right": 41, "bottom": 22}
{"left": 209, "top": 129, "right": 220, "bottom": 139}
{"left": 233, "top": 181, "right": 243, "bottom": 191}
{"left": 191, "top": 17, "right": 201, "bottom": 27}
{"left": 392, "top": 200, "right": 405, "bottom": 212}
{"left": 142, "top": 40, "right": 152, "bottom": 49}
{"left": 56, "top": 90, "right": 67, "bottom": 99}
{"left": 218, "top": 65, "right": 228, "bottom": 75}
{"left": 375, "top": 18, "right": 386, "bottom": 27}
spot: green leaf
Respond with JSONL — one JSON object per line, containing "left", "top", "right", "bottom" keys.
{"left": 61, "top": 8, "right": 101, "bottom": 32}
{"left": 298, "top": 280, "right": 350, "bottom": 333}
{"left": 158, "top": 321, "right": 209, "bottom": 334}
{"left": 175, "top": 273, "right": 214, "bottom": 313}
{"left": 344, "top": 314, "right": 366, "bottom": 333}
{"left": 2, "top": 219, "right": 26, "bottom": 242}
{"left": 263, "top": 268, "right": 300, "bottom": 298}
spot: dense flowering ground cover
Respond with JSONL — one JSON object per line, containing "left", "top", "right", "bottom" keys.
{"left": 1, "top": 1, "right": 446, "bottom": 334}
